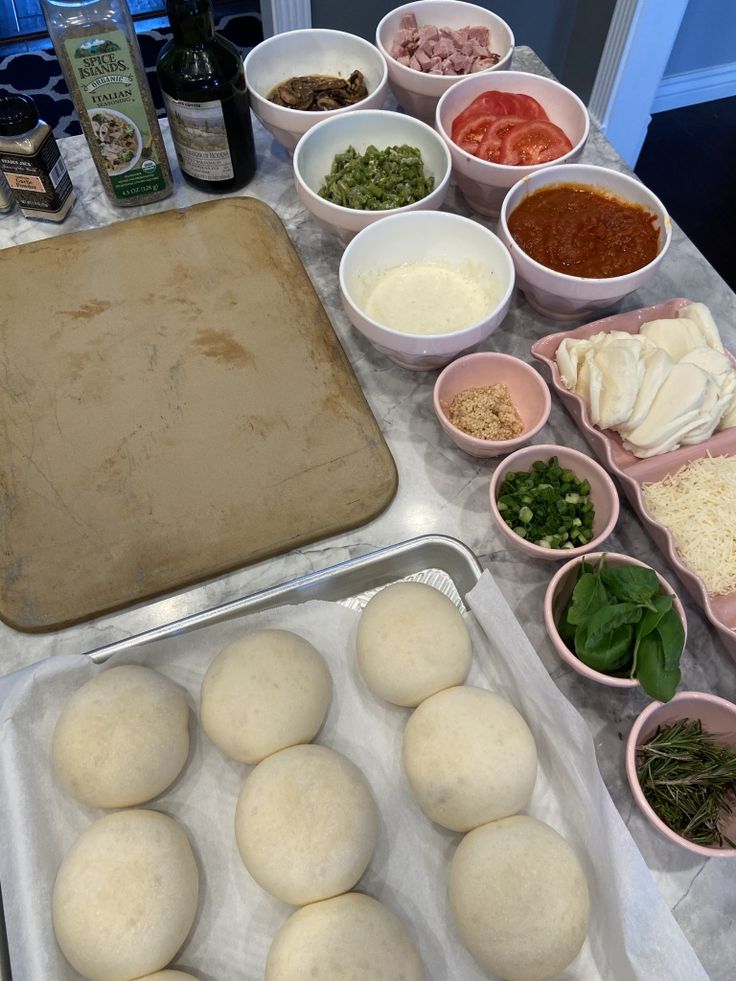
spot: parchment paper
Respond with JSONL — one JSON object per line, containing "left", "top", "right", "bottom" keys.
{"left": 0, "top": 571, "right": 708, "bottom": 981}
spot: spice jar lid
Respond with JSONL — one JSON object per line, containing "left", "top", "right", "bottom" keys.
{"left": 0, "top": 94, "right": 40, "bottom": 137}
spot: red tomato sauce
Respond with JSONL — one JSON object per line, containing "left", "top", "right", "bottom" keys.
{"left": 507, "top": 184, "right": 660, "bottom": 278}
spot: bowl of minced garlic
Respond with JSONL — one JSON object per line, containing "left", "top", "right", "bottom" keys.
{"left": 434, "top": 352, "right": 551, "bottom": 457}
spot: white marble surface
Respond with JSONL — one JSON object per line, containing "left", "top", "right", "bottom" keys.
{"left": 1, "top": 48, "right": 734, "bottom": 979}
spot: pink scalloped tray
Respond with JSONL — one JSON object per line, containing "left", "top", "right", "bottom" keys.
{"left": 532, "top": 298, "right": 736, "bottom": 658}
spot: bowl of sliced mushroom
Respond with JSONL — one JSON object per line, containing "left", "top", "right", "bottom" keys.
{"left": 244, "top": 28, "right": 389, "bottom": 154}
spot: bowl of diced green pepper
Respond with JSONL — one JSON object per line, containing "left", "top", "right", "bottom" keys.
{"left": 489, "top": 445, "right": 619, "bottom": 560}
{"left": 293, "top": 108, "right": 451, "bottom": 245}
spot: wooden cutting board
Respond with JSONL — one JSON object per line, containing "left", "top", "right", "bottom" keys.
{"left": 0, "top": 198, "right": 397, "bottom": 631}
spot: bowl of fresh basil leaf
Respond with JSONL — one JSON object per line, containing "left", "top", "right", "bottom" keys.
{"left": 544, "top": 551, "right": 687, "bottom": 702}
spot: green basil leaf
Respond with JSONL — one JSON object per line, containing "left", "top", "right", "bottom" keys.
{"left": 575, "top": 622, "right": 633, "bottom": 672}
{"left": 585, "top": 602, "right": 643, "bottom": 647}
{"left": 656, "top": 606, "right": 686, "bottom": 672}
{"left": 600, "top": 565, "right": 660, "bottom": 605}
{"left": 636, "top": 632, "right": 680, "bottom": 702}
{"left": 557, "top": 599, "right": 577, "bottom": 646}
{"left": 567, "top": 573, "right": 608, "bottom": 626}
{"left": 636, "top": 594, "right": 673, "bottom": 640}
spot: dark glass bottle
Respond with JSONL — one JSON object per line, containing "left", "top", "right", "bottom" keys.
{"left": 157, "top": 0, "right": 256, "bottom": 193}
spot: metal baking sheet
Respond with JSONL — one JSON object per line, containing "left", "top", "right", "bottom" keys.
{"left": 84, "top": 534, "right": 483, "bottom": 663}
{"left": 0, "top": 534, "right": 482, "bottom": 980}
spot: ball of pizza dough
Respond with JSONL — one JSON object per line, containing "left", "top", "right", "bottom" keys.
{"left": 200, "top": 629, "right": 332, "bottom": 764}
{"left": 356, "top": 581, "right": 471, "bottom": 707}
{"left": 53, "top": 810, "right": 199, "bottom": 981}
{"left": 449, "top": 816, "right": 590, "bottom": 981}
{"left": 235, "top": 744, "right": 378, "bottom": 906}
{"left": 52, "top": 665, "right": 190, "bottom": 808}
{"left": 266, "top": 893, "right": 424, "bottom": 981}
{"left": 402, "top": 685, "right": 537, "bottom": 832}
{"left": 137, "top": 973, "right": 198, "bottom": 980}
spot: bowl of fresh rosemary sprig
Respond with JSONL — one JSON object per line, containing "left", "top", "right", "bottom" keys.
{"left": 626, "top": 692, "right": 736, "bottom": 856}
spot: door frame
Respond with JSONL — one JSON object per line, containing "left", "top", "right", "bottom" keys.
{"left": 588, "top": 0, "right": 689, "bottom": 166}
{"left": 259, "top": 0, "right": 311, "bottom": 37}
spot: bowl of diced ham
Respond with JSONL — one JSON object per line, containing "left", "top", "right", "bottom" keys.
{"left": 376, "top": 1, "right": 514, "bottom": 124}
{"left": 436, "top": 70, "right": 590, "bottom": 218}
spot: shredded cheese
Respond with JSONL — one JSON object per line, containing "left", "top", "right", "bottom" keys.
{"left": 642, "top": 455, "right": 736, "bottom": 596}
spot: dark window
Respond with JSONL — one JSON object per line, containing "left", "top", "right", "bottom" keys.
{"left": 0, "top": 0, "right": 173, "bottom": 44}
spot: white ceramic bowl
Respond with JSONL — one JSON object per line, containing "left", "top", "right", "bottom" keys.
{"left": 243, "top": 29, "right": 389, "bottom": 154}
{"left": 339, "top": 210, "right": 514, "bottom": 370}
{"left": 376, "top": 0, "right": 514, "bottom": 124}
{"left": 293, "top": 109, "right": 452, "bottom": 246}
{"left": 498, "top": 163, "right": 672, "bottom": 321}
{"left": 435, "top": 70, "right": 589, "bottom": 218}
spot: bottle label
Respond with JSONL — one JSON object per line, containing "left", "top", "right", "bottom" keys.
{"left": 0, "top": 131, "right": 74, "bottom": 214}
{"left": 163, "top": 95, "right": 234, "bottom": 182}
{"left": 63, "top": 30, "right": 167, "bottom": 200}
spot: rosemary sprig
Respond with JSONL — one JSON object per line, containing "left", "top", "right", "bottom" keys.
{"left": 636, "top": 718, "right": 736, "bottom": 848}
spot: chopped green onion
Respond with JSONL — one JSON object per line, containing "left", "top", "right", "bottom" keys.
{"left": 496, "top": 455, "right": 596, "bottom": 549}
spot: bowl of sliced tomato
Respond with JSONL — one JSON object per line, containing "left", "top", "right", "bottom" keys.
{"left": 436, "top": 70, "right": 589, "bottom": 218}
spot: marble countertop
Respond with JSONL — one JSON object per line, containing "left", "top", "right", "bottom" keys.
{"left": 1, "top": 48, "right": 733, "bottom": 979}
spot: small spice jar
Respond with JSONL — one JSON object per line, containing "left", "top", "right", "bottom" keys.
{"left": 0, "top": 94, "right": 75, "bottom": 222}
{"left": 0, "top": 171, "right": 14, "bottom": 214}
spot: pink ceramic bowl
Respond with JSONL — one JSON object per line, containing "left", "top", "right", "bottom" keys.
{"left": 435, "top": 70, "right": 589, "bottom": 218}
{"left": 626, "top": 692, "right": 736, "bottom": 857}
{"left": 433, "top": 352, "right": 551, "bottom": 457}
{"left": 489, "top": 444, "right": 619, "bottom": 559}
{"left": 544, "top": 551, "right": 687, "bottom": 689}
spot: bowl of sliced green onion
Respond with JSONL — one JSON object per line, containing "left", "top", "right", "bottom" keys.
{"left": 627, "top": 692, "right": 736, "bottom": 856}
{"left": 489, "top": 444, "right": 619, "bottom": 559}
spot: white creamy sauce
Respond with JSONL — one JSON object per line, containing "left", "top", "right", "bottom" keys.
{"left": 360, "top": 260, "right": 499, "bottom": 335}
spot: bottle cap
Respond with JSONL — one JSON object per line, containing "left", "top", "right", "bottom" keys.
{"left": 0, "top": 94, "right": 41, "bottom": 137}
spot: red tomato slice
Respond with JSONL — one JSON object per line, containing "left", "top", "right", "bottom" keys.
{"left": 511, "top": 93, "right": 549, "bottom": 121}
{"left": 498, "top": 120, "right": 573, "bottom": 165}
{"left": 462, "top": 91, "right": 518, "bottom": 118}
{"left": 451, "top": 111, "right": 497, "bottom": 152}
{"left": 476, "top": 116, "right": 526, "bottom": 162}
{"left": 461, "top": 91, "right": 549, "bottom": 120}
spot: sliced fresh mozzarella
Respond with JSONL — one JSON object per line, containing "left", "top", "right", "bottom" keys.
{"left": 594, "top": 343, "right": 644, "bottom": 430}
{"left": 623, "top": 363, "right": 715, "bottom": 456}
{"left": 576, "top": 350, "right": 603, "bottom": 426}
{"left": 679, "top": 301, "right": 724, "bottom": 352}
{"left": 617, "top": 348, "right": 673, "bottom": 434}
{"left": 555, "top": 338, "right": 590, "bottom": 390}
{"left": 639, "top": 317, "right": 707, "bottom": 362}
{"left": 716, "top": 390, "right": 736, "bottom": 431}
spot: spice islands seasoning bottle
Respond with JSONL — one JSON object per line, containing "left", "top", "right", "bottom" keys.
{"left": 156, "top": 0, "right": 256, "bottom": 193}
{"left": 0, "top": 93, "right": 75, "bottom": 222}
{"left": 41, "top": 0, "right": 173, "bottom": 207}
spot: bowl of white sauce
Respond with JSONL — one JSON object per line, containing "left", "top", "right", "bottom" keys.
{"left": 338, "top": 210, "right": 515, "bottom": 370}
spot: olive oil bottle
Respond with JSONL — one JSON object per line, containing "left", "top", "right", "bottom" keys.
{"left": 157, "top": 0, "right": 256, "bottom": 192}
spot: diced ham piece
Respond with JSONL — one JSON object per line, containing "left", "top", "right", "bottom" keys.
{"left": 467, "top": 26, "right": 490, "bottom": 44}
{"left": 414, "top": 48, "right": 432, "bottom": 70}
{"left": 388, "top": 13, "right": 500, "bottom": 74}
